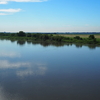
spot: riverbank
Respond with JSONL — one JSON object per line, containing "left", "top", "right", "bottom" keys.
{"left": 0, "top": 31, "right": 100, "bottom": 45}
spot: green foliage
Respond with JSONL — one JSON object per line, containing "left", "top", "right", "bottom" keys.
{"left": 31, "top": 33, "right": 41, "bottom": 38}
{"left": 52, "top": 36, "right": 63, "bottom": 42}
{"left": 74, "top": 36, "right": 82, "bottom": 40}
{"left": 27, "top": 33, "right": 31, "bottom": 37}
{"left": 17, "top": 31, "right": 26, "bottom": 37}
{"left": 0, "top": 32, "right": 100, "bottom": 45}
{"left": 41, "top": 34, "right": 49, "bottom": 41}
{"left": 49, "top": 34, "right": 53, "bottom": 37}
{"left": 0, "top": 33, "right": 4, "bottom": 36}
{"left": 4, "top": 33, "right": 10, "bottom": 36}
{"left": 89, "top": 35, "right": 95, "bottom": 39}
{"left": 65, "top": 37, "right": 70, "bottom": 40}
{"left": 10, "top": 33, "right": 16, "bottom": 36}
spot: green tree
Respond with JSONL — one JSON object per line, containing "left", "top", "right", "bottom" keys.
{"left": 10, "top": 33, "right": 16, "bottom": 36}
{"left": 27, "top": 33, "right": 31, "bottom": 37}
{"left": 89, "top": 35, "right": 95, "bottom": 39}
{"left": 74, "top": 36, "right": 82, "bottom": 40}
{"left": 17, "top": 31, "right": 26, "bottom": 37}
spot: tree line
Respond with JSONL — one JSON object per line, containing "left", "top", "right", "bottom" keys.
{"left": 0, "top": 31, "right": 99, "bottom": 44}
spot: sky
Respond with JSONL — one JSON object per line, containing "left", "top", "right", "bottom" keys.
{"left": 0, "top": 0, "right": 100, "bottom": 32}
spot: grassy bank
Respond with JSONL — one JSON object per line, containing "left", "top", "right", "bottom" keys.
{"left": 57, "top": 34, "right": 100, "bottom": 38}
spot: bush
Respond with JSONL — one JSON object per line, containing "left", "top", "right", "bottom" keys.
{"left": 0, "top": 33, "right": 4, "bottom": 36}
{"left": 10, "top": 33, "right": 16, "bottom": 36}
{"left": 52, "top": 36, "right": 61, "bottom": 41}
{"left": 17, "top": 31, "right": 26, "bottom": 37}
{"left": 74, "top": 36, "right": 82, "bottom": 40}
{"left": 27, "top": 33, "right": 31, "bottom": 37}
{"left": 89, "top": 35, "right": 95, "bottom": 39}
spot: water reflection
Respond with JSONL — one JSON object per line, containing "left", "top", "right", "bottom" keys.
{"left": 0, "top": 60, "right": 30, "bottom": 69}
{"left": 0, "top": 51, "right": 20, "bottom": 58}
{"left": 73, "top": 43, "right": 99, "bottom": 49}
{"left": 10, "top": 39, "right": 16, "bottom": 43}
{"left": 27, "top": 40, "right": 32, "bottom": 44}
{"left": 16, "top": 40, "right": 100, "bottom": 49}
{"left": 0, "top": 60, "right": 47, "bottom": 77}
{"left": 0, "top": 39, "right": 100, "bottom": 100}
{"left": 17, "top": 63, "right": 47, "bottom": 77}
{"left": 31, "top": 41, "right": 65, "bottom": 47}
{"left": 17, "top": 40, "right": 26, "bottom": 46}
{"left": 0, "top": 61, "right": 47, "bottom": 100}
{"left": 87, "top": 44, "right": 96, "bottom": 49}
{"left": 0, "top": 86, "right": 23, "bottom": 100}
{"left": 75, "top": 44, "right": 82, "bottom": 48}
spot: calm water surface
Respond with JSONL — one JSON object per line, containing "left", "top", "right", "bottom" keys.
{"left": 0, "top": 40, "right": 100, "bottom": 100}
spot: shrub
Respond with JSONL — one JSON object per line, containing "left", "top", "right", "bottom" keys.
{"left": 27, "top": 33, "right": 31, "bottom": 37}
{"left": 74, "top": 36, "right": 82, "bottom": 40}
{"left": 89, "top": 35, "right": 95, "bottom": 39}
{"left": 10, "top": 33, "right": 16, "bottom": 36}
{"left": 17, "top": 31, "right": 26, "bottom": 37}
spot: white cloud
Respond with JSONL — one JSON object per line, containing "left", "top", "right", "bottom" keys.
{"left": 0, "top": 0, "right": 47, "bottom": 4}
{"left": 0, "top": 13, "right": 7, "bottom": 15}
{"left": 0, "top": 9, "right": 21, "bottom": 12}
{"left": 0, "top": 8, "right": 21, "bottom": 15}
{"left": 0, "top": 1, "right": 7, "bottom": 4}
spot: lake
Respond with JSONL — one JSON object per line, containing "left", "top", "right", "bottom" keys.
{"left": 0, "top": 39, "right": 100, "bottom": 100}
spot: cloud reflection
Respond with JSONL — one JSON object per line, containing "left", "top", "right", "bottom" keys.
{"left": 0, "top": 51, "right": 21, "bottom": 58}
{"left": 17, "top": 64, "right": 47, "bottom": 77}
{"left": 0, "top": 60, "right": 30, "bottom": 69}
{"left": 0, "top": 61, "right": 47, "bottom": 100}
{"left": 0, "top": 86, "right": 6, "bottom": 100}
{"left": 0, "top": 60, "right": 47, "bottom": 77}
{"left": 0, "top": 85, "right": 23, "bottom": 100}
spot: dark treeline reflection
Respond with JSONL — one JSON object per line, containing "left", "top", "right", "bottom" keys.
{"left": 0, "top": 37, "right": 99, "bottom": 49}
{"left": 74, "top": 44, "right": 97, "bottom": 49}
{"left": 11, "top": 39, "right": 16, "bottom": 43}
{"left": 14, "top": 40, "right": 100, "bottom": 49}
{"left": 3, "top": 39, "right": 100, "bottom": 49}
{"left": 17, "top": 40, "right": 26, "bottom": 46}
{"left": 17, "top": 40, "right": 100, "bottom": 49}
{"left": 29, "top": 41, "right": 66, "bottom": 47}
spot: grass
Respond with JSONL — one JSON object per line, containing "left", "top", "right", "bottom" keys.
{"left": 57, "top": 34, "right": 100, "bottom": 38}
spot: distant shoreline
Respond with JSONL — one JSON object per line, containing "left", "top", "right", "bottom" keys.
{"left": 1, "top": 32, "right": 100, "bottom": 34}
{"left": 0, "top": 31, "right": 100, "bottom": 45}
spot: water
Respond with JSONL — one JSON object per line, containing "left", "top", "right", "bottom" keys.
{"left": 0, "top": 40, "right": 100, "bottom": 100}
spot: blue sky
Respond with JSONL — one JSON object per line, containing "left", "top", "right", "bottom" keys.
{"left": 0, "top": 0, "right": 100, "bottom": 32}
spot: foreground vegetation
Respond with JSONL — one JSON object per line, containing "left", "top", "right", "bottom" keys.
{"left": 0, "top": 31, "right": 100, "bottom": 45}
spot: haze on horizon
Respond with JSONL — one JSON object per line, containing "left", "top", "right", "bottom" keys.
{"left": 0, "top": 0, "right": 100, "bottom": 32}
